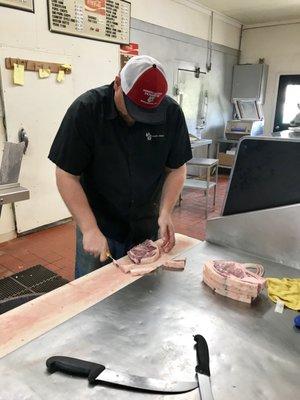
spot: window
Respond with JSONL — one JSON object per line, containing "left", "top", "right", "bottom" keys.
{"left": 274, "top": 75, "right": 300, "bottom": 132}
{"left": 282, "top": 85, "right": 300, "bottom": 123}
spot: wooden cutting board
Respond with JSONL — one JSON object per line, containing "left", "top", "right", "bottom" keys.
{"left": 0, "top": 233, "right": 199, "bottom": 358}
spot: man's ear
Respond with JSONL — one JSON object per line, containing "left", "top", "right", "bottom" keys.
{"left": 114, "top": 75, "right": 121, "bottom": 90}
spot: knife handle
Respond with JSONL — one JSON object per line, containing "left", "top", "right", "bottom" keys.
{"left": 46, "top": 356, "right": 105, "bottom": 384}
{"left": 194, "top": 335, "right": 210, "bottom": 376}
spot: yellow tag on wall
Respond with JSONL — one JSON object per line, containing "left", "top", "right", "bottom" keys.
{"left": 39, "top": 68, "right": 51, "bottom": 79}
{"left": 57, "top": 70, "right": 65, "bottom": 83}
{"left": 13, "top": 63, "right": 25, "bottom": 86}
{"left": 61, "top": 64, "right": 72, "bottom": 72}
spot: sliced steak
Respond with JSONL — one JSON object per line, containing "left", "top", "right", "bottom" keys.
{"left": 130, "top": 264, "right": 159, "bottom": 276}
{"left": 113, "top": 259, "right": 137, "bottom": 274}
{"left": 127, "top": 240, "right": 160, "bottom": 264}
{"left": 163, "top": 258, "right": 186, "bottom": 271}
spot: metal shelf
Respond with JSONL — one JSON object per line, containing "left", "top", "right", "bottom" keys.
{"left": 218, "top": 165, "right": 232, "bottom": 169}
{"left": 218, "top": 138, "right": 239, "bottom": 144}
{"left": 0, "top": 184, "right": 29, "bottom": 205}
{"left": 184, "top": 178, "right": 216, "bottom": 190}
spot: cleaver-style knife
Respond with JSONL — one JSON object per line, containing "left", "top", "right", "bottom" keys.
{"left": 46, "top": 356, "right": 198, "bottom": 394}
{"left": 194, "top": 335, "right": 214, "bottom": 400}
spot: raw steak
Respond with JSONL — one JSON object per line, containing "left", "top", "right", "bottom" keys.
{"left": 163, "top": 258, "right": 186, "bottom": 271}
{"left": 113, "top": 259, "right": 136, "bottom": 274}
{"left": 127, "top": 240, "right": 160, "bottom": 264}
{"left": 203, "top": 260, "right": 266, "bottom": 303}
{"left": 130, "top": 264, "right": 158, "bottom": 276}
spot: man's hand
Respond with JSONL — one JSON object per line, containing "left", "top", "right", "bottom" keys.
{"left": 158, "top": 164, "right": 186, "bottom": 253}
{"left": 158, "top": 212, "right": 175, "bottom": 253}
{"left": 83, "top": 227, "right": 109, "bottom": 262}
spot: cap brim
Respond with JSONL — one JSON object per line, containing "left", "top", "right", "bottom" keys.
{"left": 124, "top": 94, "right": 168, "bottom": 125}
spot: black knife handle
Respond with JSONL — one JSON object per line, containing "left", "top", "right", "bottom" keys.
{"left": 46, "top": 356, "right": 105, "bottom": 384}
{"left": 194, "top": 335, "right": 210, "bottom": 376}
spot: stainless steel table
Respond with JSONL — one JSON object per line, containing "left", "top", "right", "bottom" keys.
{"left": 0, "top": 242, "right": 299, "bottom": 400}
{"left": 190, "top": 138, "right": 212, "bottom": 158}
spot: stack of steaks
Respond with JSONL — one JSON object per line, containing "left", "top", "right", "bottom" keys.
{"left": 114, "top": 239, "right": 186, "bottom": 276}
{"left": 203, "top": 260, "right": 266, "bottom": 303}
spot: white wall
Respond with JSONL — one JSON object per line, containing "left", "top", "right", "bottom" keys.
{"left": 131, "top": 0, "right": 241, "bottom": 50}
{"left": 0, "top": 0, "right": 240, "bottom": 242}
{"left": 0, "top": 0, "right": 120, "bottom": 241}
{"left": 240, "top": 23, "right": 300, "bottom": 134}
{"left": 213, "top": 15, "right": 241, "bottom": 50}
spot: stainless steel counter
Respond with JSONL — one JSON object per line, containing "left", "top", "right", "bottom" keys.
{"left": 1, "top": 242, "right": 299, "bottom": 400}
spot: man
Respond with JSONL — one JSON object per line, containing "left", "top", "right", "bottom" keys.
{"left": 49, "top": 55, "right": 192, "bottom": 278}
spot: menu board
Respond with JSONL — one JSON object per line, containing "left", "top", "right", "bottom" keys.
{"left": 0, "top": 0, "right": 34, "bottom": 12}
{"left": 47, "top": 0, "right": 130, "bottom": 45}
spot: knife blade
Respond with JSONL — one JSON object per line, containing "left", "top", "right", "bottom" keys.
{"left": 194, "top": 335, "right": 214, "bottom": 400}
{"left": 46, "top": 356, "right": 198, "bottom": 394}
{"left": 106, "top": 251, "right": 120, "bottom": 267}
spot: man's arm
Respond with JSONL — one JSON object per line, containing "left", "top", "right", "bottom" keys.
{"left": 56, "top": 167, "right": 109, "bottom": 261}
{"left": 158, "top": 164, "right": 187, "bottom": 252}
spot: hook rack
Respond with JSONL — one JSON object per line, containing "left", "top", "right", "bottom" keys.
{"left": 5, "top": 58, "right": 72, "bottom": 74}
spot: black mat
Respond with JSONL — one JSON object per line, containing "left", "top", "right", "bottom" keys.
{"left": 0, "top": 265, "right": 69, "bottom": 314}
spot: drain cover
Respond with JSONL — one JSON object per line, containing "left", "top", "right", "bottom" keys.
{"left": 0, "top": 265, "right": 69, "bottom": 314}
{"left": 11, "top": 265, "right": 57, "bottom": 287}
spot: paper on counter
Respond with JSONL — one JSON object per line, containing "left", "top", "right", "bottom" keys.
{"left": 13, "top": 63, "right": 25, "bottom": 86}
{"left": 275, "top": 299, "right": 284, "bottom": 314}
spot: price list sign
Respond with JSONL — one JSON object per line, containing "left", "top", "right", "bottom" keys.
{"left": 48, "top": 0, "right": 130, "bottom": 45}
{"left": 0, "top": 0, "right": 34, "bottom": 12}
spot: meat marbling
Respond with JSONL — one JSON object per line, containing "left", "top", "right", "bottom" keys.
{"left": 127, "top": 240, "right": 160, "bottom": 264}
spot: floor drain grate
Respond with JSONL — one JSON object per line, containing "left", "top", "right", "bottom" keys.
{"left": 0, "top": 265, "right": 69, "bottom": 314}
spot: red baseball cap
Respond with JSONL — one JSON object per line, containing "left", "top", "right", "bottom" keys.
{"left": 120, "top": 55, "right": 168, "bottom": 124}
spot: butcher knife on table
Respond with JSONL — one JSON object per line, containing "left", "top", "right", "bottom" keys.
{"left": 46, "top": 335, "right": 214, "bottom": 397}
{"left": 46, "top": 356, "right": 197, "bottom": 394}
{"left": 194, "top": 335, "right": 214, "bottom": 400}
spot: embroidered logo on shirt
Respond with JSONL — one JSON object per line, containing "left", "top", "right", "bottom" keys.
{"left": 146, "top": 132, "right": 165, "bottom": 141}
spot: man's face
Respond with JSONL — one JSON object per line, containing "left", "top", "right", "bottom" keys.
{"left": 113, "top": 76, "right": 135, "bottom": 124}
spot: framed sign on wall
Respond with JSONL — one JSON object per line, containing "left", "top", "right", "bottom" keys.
{"left": 120, "top": 42, "right": 138, "bottom": 68}
{"left": 47, "top": 0, "right": 131, "bottom": 45}
{"left": 0, "top": 0, "right": 34, "bottom": 12}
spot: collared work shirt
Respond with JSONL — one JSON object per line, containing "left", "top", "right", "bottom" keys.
{"left": 49, "top": 84, "right": 192, "bottom": 243}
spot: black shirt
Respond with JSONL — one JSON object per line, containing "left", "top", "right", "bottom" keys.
{"left": 49, "top": 83, "right": 192, "bottom": 243}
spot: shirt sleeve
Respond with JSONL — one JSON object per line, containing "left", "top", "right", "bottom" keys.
{"left": 48, "top": 98, "right": 94, "bottom": 175}
{"left": 165, "top": 105, "right": 193, "bottom": 169}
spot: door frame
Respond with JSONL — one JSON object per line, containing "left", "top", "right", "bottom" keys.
{"left": 273, "top": 74, "right": 300, "bottom": 132}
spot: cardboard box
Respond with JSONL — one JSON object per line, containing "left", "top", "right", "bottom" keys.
{"left": 218, "top": 152, "right": 235, "bottom": 167}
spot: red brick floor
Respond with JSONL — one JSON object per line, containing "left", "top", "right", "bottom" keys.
{"left": 0, "top": 175, "right": 229, "bottom": 281}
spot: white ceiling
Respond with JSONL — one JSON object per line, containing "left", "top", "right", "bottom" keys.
{"left": 196, "top": 0, "right": 300, "bottom": 25}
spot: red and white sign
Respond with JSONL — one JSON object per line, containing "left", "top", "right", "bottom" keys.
{"left": 85, "top": 0, "right": 106, "bottom": 16}
{"left": 120, "top": 43, "right": 139, "bottom": 68}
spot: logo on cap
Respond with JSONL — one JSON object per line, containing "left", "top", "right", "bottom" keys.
{"left": 142, "top": 90, "right": 162, "bottom": 105}
{"left": 121, "top": 56, "right": 168, "bottom": 111}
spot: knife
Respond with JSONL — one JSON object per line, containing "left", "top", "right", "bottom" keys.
{"left": 46, "top": 356, "right": 198, "bottom": 394}
{"left": 194, "top": 335, "right": 214, "bottom": 400}
{"left": 106, "top": 251, "right": 120, "bottom": 267}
